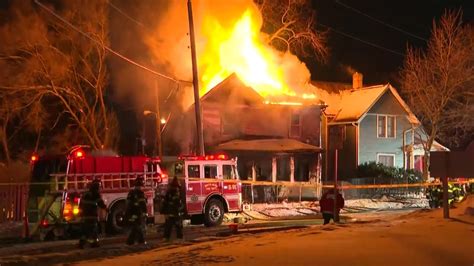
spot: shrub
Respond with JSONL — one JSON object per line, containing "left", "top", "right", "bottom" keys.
{"left": 356, "top": 162, "right": 422, "bottom": 183}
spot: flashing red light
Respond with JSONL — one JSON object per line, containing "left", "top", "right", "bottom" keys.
{"left": 40, "top": 219, "right": 48, "bottom": 227}
{"left": 75, "top": 150, "right": 84, "bottom": 158}
{"left": 30, "top": 154, "right": 39, "bottom": 162}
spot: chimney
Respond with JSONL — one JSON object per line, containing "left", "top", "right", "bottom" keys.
{"left": 352, "top": 72, "right": 363, "bottom": 89}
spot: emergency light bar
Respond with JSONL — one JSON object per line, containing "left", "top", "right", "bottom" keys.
{"left": 178, "top": 153, "right": 229, "bottom": 161}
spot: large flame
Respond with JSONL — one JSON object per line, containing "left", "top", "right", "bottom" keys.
{"left": 146, "top": 0, "right": 316, "bottom": 103}
{"left": 200, "top": 8, "right": 295, "bottom": 98}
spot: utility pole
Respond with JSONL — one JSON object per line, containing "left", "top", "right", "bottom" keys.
{"left": 187, "top": 0, "right": 205, "bottom": 156}
{"left": 155, "top": 80, "right": 163, "bottom": 158}
{"left": 442, "top": 155, "right": 449, "bottom": 219}
{"left": 333, "top": 149, "right": 339, "bottom": 222}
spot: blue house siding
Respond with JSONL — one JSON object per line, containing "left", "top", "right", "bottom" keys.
{"left": 359, "top": 91, "right": 414, "bottom": 168}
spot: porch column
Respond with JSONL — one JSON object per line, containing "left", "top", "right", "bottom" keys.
{"left": 251, "top": 163, "right": 256, "bottom": 182}
{"left": 290, "top": 156, "right": 295, "bottom": 183}
{"left": 272, "top": 157, "right": 277, "bottom": 183}
{"left": 316, "top": 153, "right": 322, "bottom": 198}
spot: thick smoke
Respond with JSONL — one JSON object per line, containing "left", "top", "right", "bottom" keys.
{"left": 110, "top": 0, "right": 317, "bottom": 154}
{"left": 144, "top": 0, "right": 314, "bottom": 106}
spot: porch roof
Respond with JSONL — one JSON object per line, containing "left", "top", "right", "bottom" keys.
{"left": 216, "top": 139, "right": 322, "bottom": 153}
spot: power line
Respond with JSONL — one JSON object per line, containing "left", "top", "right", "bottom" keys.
{"left": 34, "top": 0, "right": 182, "bottom": 84}
{"left": 319, "top": 22, "right": 405, "bottom": 57}
{"left": 335, "top": 0, "right": 427, "bottom": 42}
{"left": 106, "top": 1, "right": 405, "bottom": 60}
{"left": 107, "top": 0, "right": 146, "bottom": 29}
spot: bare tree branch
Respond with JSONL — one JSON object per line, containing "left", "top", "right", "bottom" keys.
{"left": 0, "top": 0, "right": 118, "bottom": 162}
{"left": 400, "top": 10, "right": 474, "bottom": 178}
{"left": 255, "top": 0, "right": 328, "bottom": 60}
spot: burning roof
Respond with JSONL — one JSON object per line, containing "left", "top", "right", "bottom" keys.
{"left": 200, "top": 74, "right": 324, "bottom": 107}
{"left": 147, "top": 0, "right": 318, "bottom": 105}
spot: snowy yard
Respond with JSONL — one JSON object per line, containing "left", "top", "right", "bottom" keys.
{"left": 75, "top": 197, "right": 473, "bottom": 266}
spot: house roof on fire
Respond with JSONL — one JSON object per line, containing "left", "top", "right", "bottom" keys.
{"left": 201, "top": 73, "right": 325, "bottom": 106}
{"left": 216, "top": 138, "right": 322, "bottom": 153}
{"left": 311, "top": 82, "right": 420, "bottom": 125}
{"left": 200, "top": 73, "right": 264, "bottom": 106}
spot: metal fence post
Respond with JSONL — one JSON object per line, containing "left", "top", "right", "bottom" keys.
{"left": 299, "top": 183, "right": 302, "bottom": 202}
{"left": 251, "top": 183, "right": 254, "bottom": 204}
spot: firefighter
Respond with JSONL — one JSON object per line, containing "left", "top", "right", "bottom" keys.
{"left": 319, "top": 188, "right": 345, "bottom": 225}
{"left": 447, "top": 183, "right": 458, "bottom": 206}
{"left": 161, "top": 176, "right": 185, "bottom": 242}
{"left": 78, "top": 179, "right": 107, "bottom": 248}
{"left": 426, "top": 183, "right": 441, "bottom": 208}
{"left": 451, "top": 184, "right": 463, "bottom": 203}
{"left": 125, "top": 177, "right": 148, "bottom": 245}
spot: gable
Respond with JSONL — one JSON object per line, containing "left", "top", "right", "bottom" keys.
{"left": 327, "top": 84, "right": 420, "bottom": 125}
{"left": 201, "top": 73, "right": 264, "bottom": 106}
{"left": 367, "top": 90, "right": 406, "bottom": 115}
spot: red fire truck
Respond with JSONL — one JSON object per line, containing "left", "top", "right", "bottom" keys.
{"left": 27, "top": 146, "right": 164, "bottom": 239}
{"left": 161, "top": 154, "right": 242, "bottom": 227}
{"left": 27, "top": 147, "right": 242, "bottom": 239}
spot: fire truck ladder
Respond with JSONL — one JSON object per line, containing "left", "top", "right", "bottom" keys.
{"left": 51, "top": 172, "right": 161, "bottom": 192}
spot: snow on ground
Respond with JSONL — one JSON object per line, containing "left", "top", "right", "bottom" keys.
{"left": 241, "top": 197, "right": 428, "bottom": 219}
{"left": 75, "top": 196, "right": 474, "bottom": 266}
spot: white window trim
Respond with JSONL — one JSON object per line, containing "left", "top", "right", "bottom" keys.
{"left": 377, "top": 153, "right": 396, "bottom": 167}
{"left": 376, "top": 115, "right": 396, "bottom": 139}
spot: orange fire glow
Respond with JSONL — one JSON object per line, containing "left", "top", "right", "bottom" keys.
{"left": 200, "top": 8, "right": 296, "bottom": 98}
{"left": 147, "top": 1, "right": 317, "bottom": 103}
{"left": 198, "top": 7, "right": 315, "bottom": 100}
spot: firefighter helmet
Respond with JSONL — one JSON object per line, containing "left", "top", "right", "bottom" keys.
{"left": 89, "top": 178, "right": 101, "bottom": 192}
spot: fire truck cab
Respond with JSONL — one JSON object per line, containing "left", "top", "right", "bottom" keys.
{"left": 27, "top": 146, "right": 164, "bottom": 240}
{"left": 161, "top": 154, "right": 241, "bottom": 227}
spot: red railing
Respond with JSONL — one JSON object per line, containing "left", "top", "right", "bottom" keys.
{"left": 0, "top": 184, "right": 28, "bottom": 223}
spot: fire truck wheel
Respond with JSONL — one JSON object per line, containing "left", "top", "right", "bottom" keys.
{"left": 204, "top": 199, "right": 224, "bottom": 227}
{"left": 108, "top": 201, "right": 127, "bottom": 234}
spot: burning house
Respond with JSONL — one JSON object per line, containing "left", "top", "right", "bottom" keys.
{"left": 150, "top": 0, "right": 331, "bottom": 203}
{"left": 168, "top": 73, "right": 325, "bottom": 186}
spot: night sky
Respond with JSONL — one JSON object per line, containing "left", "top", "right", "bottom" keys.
{"left": 1, "top": 0, "right": 472, "bottom": 154}
{"left": 113, "top": 0, "right": 473, "bottom": 153}
{"left": 309, "top": 0, "right": 473, "bottom": 86}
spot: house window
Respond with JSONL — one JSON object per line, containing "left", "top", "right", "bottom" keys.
{"left": 276, "top": 156, "right": 290, "bottom": 181}
{"left": 290, "top": 111, "right": 301, "bottom": 137}
{"left": 377, "top": 154, "right": 395, "bottom": 167}
{"left": 221, "top": 115, "right": 233, "bottom": 135}
{"left": 377, "top": 115, "right": 396, "bottom": 138}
